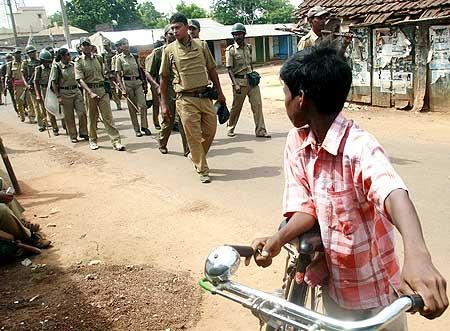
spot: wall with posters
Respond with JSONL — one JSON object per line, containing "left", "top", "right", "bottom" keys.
{"left": 428, "top": 25, "right": 450, "bottom": 112}
{"left": 348, "top": 27, "right": 372, "bottom": 104}
{"left": 371, "top": 27, "right": 414, "bottom": 108}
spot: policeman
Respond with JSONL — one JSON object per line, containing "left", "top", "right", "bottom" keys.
{"left": 101, "top": 39, "right": 122, "bottom": 110}
{"left": 146, "top": 25, "right": 189, "bottom": 155}
{"left": 45, "top": 46, "right": 55, "bottom": 59}
{"left": 144, "top": 39, "right": 164, "bottom": 130}
{"left": 115, "top": 38, "right": 151, "bottom": 137}
{"left": 226, "top": 23, "right": 270, "bottom": 138}
{"left": 297, "top": 6, "right": 329, "bottom": 51}
{"left": 188, "top": 19, "right": 201, "bottom": 39}
{"left": 22, "top": 45, "right": 40, "bottom": 127}
{"left": 51, "top": 48, "right": 88, "bottom": 143}
{"left": 75, "top": 37, "right": 125, "bottom": 151}
{"left": 111, "top": 46, "right": 123, "bottom": 103}
{"left": 34, "top": 49, "right": 59, "bottom": 135}
{"left": 160, "top": 13, "right": 226, "bottom": 183}
{"left": 1, "top": 54, "right": 17, "bottom": 112}
{"left": 6, "top": 48, "right": 32, "bottom": 122}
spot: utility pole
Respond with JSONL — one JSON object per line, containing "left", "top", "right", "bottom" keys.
{"left": 59, "top": 0, "right": 71, "bottom": 48}
{"left": 6, "top": 0, "right": 18, "bottom": 46}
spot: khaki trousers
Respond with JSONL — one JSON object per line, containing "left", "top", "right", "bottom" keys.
{"left": 84, "top": 87, "right": 121, "bottom": 144}
{"left": 62, "top": 90, "right": 88, "bottom": 139}
{"left": 0, "top": 204, "right": 30, "bottom": 242}
{"left": 176, "top": 96, "right": 216, "bottom": 175}
{"left": 322, "top": 287, "right": 407, "bottom": 331}
{"left": 227, "top": 84, "right": 267, "bottom": 136}
{"left": 14, "top": 86, "right": 36, "bottom": 122}
{"left": 124, "top": 80, "right": 148, "bottom": 132}
{"left": 158, "top": 89, "right": 189, "bottom": 154}
{"left": 109, "top": 78, "right": 121, "bottom": 109}
{"left": 37, "top": 87, "right": 58, "bottom": 131}
{"left": 151, "top": 84, "right": 160, "bottom": 127}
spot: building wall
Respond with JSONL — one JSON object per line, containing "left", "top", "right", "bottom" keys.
{"left": 13, "top": 7, "right": 48, "bottom": 34}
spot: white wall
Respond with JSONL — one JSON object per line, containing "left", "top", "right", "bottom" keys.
{"left": 13, "top": 7, "right": 48, "bottom": 33}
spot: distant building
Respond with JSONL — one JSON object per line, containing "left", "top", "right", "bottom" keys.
{"left": 13, "top": 6, "right": 47, "bottom": 33}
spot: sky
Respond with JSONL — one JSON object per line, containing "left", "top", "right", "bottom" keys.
{"left": 0, "top": 0, "right": 303, "bottom": 28}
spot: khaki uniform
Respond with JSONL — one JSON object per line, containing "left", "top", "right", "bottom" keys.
{"left": 75, "top": 54, "right": 121, "bottom": 144}
{"left": 102, "top": 50, "right": 121, "bottom": 109}
{"left": 1, "top": 62, "right": 18, "bottom": 113}
{"left": 145, "top": 49, "right": 162, "bottom": 128}
{"left": 50, "top": 61, "right": 88, "bottom": 140}
{"left": 34, "top": 64, "right": 59, "bottom": 131}
{"left": 160, "top": 38, "right": 217, "bottom": 176}
{"left": 6, "top": 60, "right": 33, "bottom": 122}
{"left": 21, "top": 58, "right": 40, "bottom": 124}
{"left": 147, "top": 46, "right": 189, "bottom": 154}
{"left": 111, "top": 53, "right": 123, "bottom": 100}
{"left": 225, "top": 43, "right": 267, "bottom": 136}
{"left": 297, "top": 30, "right": 321, "bottom": 51}
{"left": 116, "top": 53, "right": 148, "bottom": 132}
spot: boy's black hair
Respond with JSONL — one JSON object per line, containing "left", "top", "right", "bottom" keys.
{"left": 280, "top": 44, "right": 352, "bottom": 116}
{"left": 169, "top": 13, "right": 188, "bottom": 25}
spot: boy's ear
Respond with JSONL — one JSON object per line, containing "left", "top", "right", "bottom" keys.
{"left": 298, "top": 90, "right": 306, "bottom": 111}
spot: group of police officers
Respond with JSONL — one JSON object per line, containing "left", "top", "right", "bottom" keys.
{"left": 1, "top": 7, "right": 346, "bottom": 184}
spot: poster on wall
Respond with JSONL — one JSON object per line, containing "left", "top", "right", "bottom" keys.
{"left": 349, "top": 28, "right": 370, "bottom": 87}
{"left": 429, "top": 26, "right": 450, "bottom": 71}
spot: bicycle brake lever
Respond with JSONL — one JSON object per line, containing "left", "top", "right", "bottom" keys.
{"left": 226, "top": 245, "right": 254, "bottom": 258}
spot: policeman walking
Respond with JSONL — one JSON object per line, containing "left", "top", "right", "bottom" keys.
{"left": 6, "top": 49, "right": 33, "bottom": 122}
{"left": 146, "top": 25, "right": 189, "bottom": 155}
{"left": 160, "top": 13, "right": 226, "bottom": 183}
{"left": 34, "top": 49, "right": 59, "bottom": 135}
{"left": 115, "top": 38, "right": 151, "bottom": 137}
{"left": 226, "top": 23, "right": 270, "bottom": 138}
{"left": 101, "top": 39, "right": 122, "bottom": 111}
{"left": 22, "top": 45, "right": 40, "bottom": 128}
{"left": 75, "top": 37, "right": 125, "bottom": 151}
{"left": 188, "top": 19, "right": 201, "bottom": 39}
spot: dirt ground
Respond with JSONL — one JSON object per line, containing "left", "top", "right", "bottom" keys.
{"left": 0, "top": 64, "right": 449, "bottom": 331}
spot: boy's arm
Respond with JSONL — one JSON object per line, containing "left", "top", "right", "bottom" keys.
{"left": 385, "top": 189, "right": 448, "bottom": 319}
{"left": 247, "top": 212, "right": 315, "bottom": 267}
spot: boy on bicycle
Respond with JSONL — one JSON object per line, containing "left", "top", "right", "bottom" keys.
{"left": 248, "top": 45, "right": 448, "bottom": 328}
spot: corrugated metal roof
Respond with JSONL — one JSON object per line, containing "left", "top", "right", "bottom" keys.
{"left": 295, "top": 0, "right": 450, "bottom": 25}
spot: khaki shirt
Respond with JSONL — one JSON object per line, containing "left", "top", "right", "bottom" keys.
{"left": 75, "top": 54, "right": 104, "bottom": 83}
{"left": 225, "top": 43, "right": 252, "bottom": 76}
{"left": 6, "top": 60, "right": 22, "bottom": 81}
{"left": 34, "top": 64, "right": 51, "bottom": 85}
{"left": 21, "top": 59, "right": 40, "bottom": 81}
{"left": 160, "top": 37, "right": 216, "bottom": 93}
{"left": 145, "top": 46, "right": 163, "bottom": 83}
{"left": 101, "top": 50, "right": 116, "bottom": 73}
{"left": 50, "top": 61, "right": 79, "bottom": 97}
{"left": 297, "top": 30, "right": 321, "bottom": 51}
{"left": 115, "top": 53, "right": 139, "bottom": 76}
{"left": 111, "top": 54, "right": 120, "bottom": 72}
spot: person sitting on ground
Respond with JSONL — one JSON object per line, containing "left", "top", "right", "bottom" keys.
{"left": 247, "top": 45, "right": 448, "bottom": 327}
{"left": 0, "top": 177, "right": 50, "bottom": 252}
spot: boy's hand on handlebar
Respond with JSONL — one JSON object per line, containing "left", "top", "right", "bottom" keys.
{"left": 245, "top": 235, "right": 283, "bottom": 268}
{"left": 400, "top": 254, "right": 448, "bottom": 319}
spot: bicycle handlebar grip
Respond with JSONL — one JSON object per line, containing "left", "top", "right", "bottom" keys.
{"left": 226, "top": 245, "right": 254, "bottom": 258}
{"left": 405, "top": 294, "right": 425, "bottom": 313}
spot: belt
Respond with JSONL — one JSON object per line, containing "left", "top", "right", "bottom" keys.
{"left": 123, "top": 76, "right": 140, "bottom": 81}
{"left": 178, "top": 89, "right": 207, "bottom": 98}
{"left": 234, "top": 74, "right": 248, "bottom": 79}
{"left": 60, "top": 85, "right": 78, "bottom": 90}
{"left": 87, "top": 82, "right": 104, "bottom": 88}
{"left": 40, "top": 83, "right": 48, "bottom": 87}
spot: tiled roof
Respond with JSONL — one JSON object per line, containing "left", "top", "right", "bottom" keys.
{"left": 295, "top": 0, "right": 450, "bottom": 25}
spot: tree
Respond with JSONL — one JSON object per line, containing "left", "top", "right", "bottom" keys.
{"left": 138, "top": 1, "right": 168, "bottom": 28}
{"left": 48, "top": 11, "right": 63, "bottom": 28}
{"left": 211, "top": 0, "right": 294, "bottom": 25}
{"left": 176, "top": 1, "right": 208, "bottom": 19}
{"left": 66, "top": 0, "right": 141, "bottom": 32}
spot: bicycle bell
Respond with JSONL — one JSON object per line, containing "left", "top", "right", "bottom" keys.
{"left": 204, "top": 245, "right": 240, "bottom": 284}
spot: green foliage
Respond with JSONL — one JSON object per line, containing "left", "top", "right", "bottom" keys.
{"left": 48, "top": 11, "right": 63, "bottom": 28}
{"left": 66, "top": 0, "right": 141, "bottom": 32}
{"left": 211, "top": 0, "right": 294, "bottom": 25}
{"left": 138, "top": 2, "right": 168, "bottom": 28}
{"left": 175, "top": 1, "right": 208, "bottom": 19}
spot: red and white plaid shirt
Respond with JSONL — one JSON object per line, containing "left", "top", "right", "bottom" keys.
{"left": 283, "top": 114, "right": 407, "bottom": 310}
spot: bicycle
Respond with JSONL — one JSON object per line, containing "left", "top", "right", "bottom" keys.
{"left": 199, "top": 219, "right": 424, "bottom": 331}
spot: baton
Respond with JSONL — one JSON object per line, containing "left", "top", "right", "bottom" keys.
{"left": 113, "top": 81, "right": 140, "bottom": 115}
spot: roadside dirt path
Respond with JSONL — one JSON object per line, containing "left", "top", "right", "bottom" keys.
{"left": 0, "top": 65, "right": 449, "bottom": 330}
